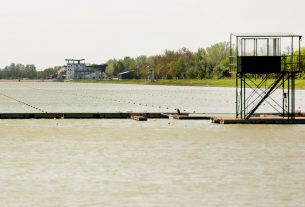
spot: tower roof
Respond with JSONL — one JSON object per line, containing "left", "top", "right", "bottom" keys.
{"left": 231, "top": 33, "right": 302, "bottom": 38}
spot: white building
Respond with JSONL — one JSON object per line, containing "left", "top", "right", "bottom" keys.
{"left": 65, "top": 59, "right": 107, "bottom": 80}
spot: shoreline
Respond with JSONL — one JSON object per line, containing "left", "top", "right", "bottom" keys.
{"left": 72, "top": 79, "right": 305, "bottom": 89}
{"left": 2, "top": 79, "right": 305, "bottom": 89}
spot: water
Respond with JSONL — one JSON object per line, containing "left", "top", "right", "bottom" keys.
{"left": 0, "top": 81, "right": 237, "bottom": 113}
{"left": 0, "top": 82, "right": 305, "bottom": 206}
{"left": 1, "top": 81, "right": 305, "bottom": 114}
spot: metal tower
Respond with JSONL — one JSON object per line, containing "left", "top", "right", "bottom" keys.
{"left": 230, "top": 33, "right": 303, "bottom": 119}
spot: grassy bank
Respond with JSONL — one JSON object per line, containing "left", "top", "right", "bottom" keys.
{"left": 73, "top": 79, "right": 305, "bottom": 89}
{"left": 74, "top": 79, "right": 236, "bottom": 87}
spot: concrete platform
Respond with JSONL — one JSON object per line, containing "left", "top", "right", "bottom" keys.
{"left": 212, "top": 116, "right": 305, "bottom": 124}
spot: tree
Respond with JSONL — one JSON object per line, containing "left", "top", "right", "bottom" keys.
{"left": 0, "top": 63, "right": 37, "bottom": 79}
{"left": 135, "top": 55, "right": 149, "bottom": 79}
{"left": 105, "top": 59, "right": 117, "bottom": 77}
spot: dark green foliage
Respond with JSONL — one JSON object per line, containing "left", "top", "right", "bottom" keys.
{"left": 0, "top": 64, "right": 63, "bottom": 80}
{"left": 0, "top": 63, "right": 37, "bottom": 79}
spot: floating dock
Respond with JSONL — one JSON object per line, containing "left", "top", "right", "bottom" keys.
{"left": 0, "top": 112, "right": 214, "bottom": 120}
{"left": 2, "top": 112, "right": 305, "bottom": 124}
{"left": 212, "top": 116, "right": 305, "bottom": 124}
{"left": 0, "top": 113, "right": 170, "bottom": 119}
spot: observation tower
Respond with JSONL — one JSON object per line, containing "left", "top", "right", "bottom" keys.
{"left": 230, "top": 33, "right": 303, "bottom": 119}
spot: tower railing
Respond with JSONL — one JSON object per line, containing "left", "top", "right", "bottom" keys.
{"left": 281, "top": 55, "right": 304, "bottom": 73}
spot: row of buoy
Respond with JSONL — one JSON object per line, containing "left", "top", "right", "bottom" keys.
{"left": 143, "top": 92, "right": 228, "bottom": 100}
{"left": 28, "top": 86, "right": 180, "bottom": 112}
{"left": 24, "top": 86, "right": 194, "bottom": 113}
{"left": 79, "top": 93, "right": 175, "bottom": 111}
{"left": 26, "top": 85, "right": 232, "bottom": 104}
{"left": 26, "top": 84, "right": 290, "bottom": 114}
{"left": 0, "top": 92, "right": 46, "bottom": 113}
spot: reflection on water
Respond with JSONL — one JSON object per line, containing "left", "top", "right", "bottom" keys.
{"left": 0, "top": 82, "right": 305, "bottom": 206}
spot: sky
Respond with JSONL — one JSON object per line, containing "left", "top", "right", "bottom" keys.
{"left": 0, "top": 0, "right": 304, "bottom": 70}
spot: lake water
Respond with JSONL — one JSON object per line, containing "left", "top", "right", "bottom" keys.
{"left": 0, "top": 82, "right": 305, "bottom": 206}
{"left": 0, "top": 81, "right": 238, "bottom": 114}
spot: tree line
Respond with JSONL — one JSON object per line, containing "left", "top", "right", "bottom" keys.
{"left": 0, "top": 64, "right": 63, "bottom": 80}
{"left": 0, "top": 63, "right": 37, "bottom": 79}
{"left": 106, "top": 42, "right": 231, "bottom": 79}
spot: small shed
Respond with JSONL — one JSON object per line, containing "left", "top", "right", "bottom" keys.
{"left": 118, "top": 71, "right": 135, "bottom": 79}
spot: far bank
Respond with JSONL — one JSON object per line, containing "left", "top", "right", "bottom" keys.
{"left": 72, "top": 79, "right": 305, "bottom": 89}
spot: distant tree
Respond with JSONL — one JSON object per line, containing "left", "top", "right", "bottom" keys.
{"left": 37, "top": 67, "right": 60, "bottom": 79}
{"left": 205, "top": 42, "right": 230, "bottom": 77}
{"left": 134, "top": 55, "right": 149, "bottom": 79}
{"left": 195, "top": 48, "right": 209, "bottom": 79}
{"left": 0, "top": 63, "right": 37, "bottom": 79}
{"left": 105, "top": 59, "right": 117, "bottom": 76}
{"left": 113, "top": 60, "right": 125, "bottom": 76}
{"left": 25, "top": 64, "right": 37, "bottom": 79}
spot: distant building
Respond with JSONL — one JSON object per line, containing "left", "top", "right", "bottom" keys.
{"left": 118, "top": 71, "right": 135, "bottom": 79}
{"left": 65, "top": 59, "right": 107, "bottom": 80}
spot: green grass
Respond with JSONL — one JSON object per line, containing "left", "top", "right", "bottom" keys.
{"left": 73, "top": 79, "right": 305, "bottom": 89}
{"left": 73, "top": 79, "right": 236, "bottom": 87}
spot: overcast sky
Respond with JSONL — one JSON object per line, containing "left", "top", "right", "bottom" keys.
{"left": 0, "top": 0, "right": 304, "bottom": 70}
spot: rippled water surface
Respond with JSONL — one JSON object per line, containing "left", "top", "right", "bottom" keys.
{"left": 0, "top": 82, "right": 305, "bottom": 206}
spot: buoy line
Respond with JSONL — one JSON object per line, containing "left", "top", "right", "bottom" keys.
{"left": 0, "top": 91, "right": 46, "bottom": 113}
{"left": 24, "top": 86, "right": 184, "bottom": 112}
